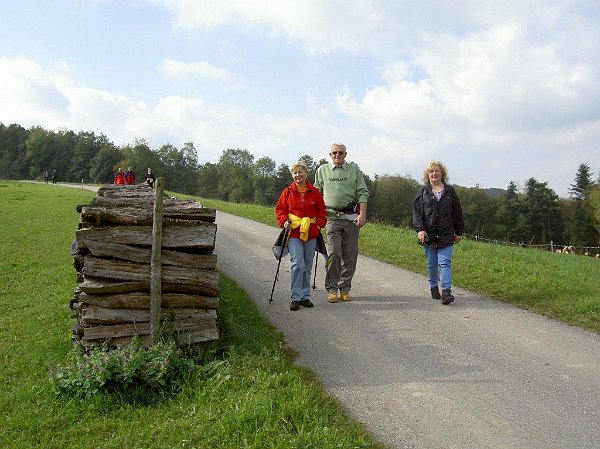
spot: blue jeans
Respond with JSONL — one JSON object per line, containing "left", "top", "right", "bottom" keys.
{"left": 424, "top": 244, "right": 454, "bottom": 291}
{"left": 288, "top": 237, "right": 317, "bottom": 302}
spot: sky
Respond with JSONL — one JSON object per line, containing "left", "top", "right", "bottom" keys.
{"left": 1, "top": 0, "right": 599, "bottom": 197}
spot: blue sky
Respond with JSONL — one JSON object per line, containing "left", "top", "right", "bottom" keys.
{"left": 1, "top": 0, "right": 600, "bottom": 197}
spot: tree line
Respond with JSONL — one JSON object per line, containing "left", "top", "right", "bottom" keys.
{"left": 1, "top": 122, "right": 599, "bottom": 249}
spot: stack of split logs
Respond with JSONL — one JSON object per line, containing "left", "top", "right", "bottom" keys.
{"left": 70, "top": 183, "right": 220, "bottom": 349}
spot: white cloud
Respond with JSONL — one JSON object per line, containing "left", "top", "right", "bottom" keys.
{"left": 3, "top": 0, "right": 600, "bottom": 197}
{"left": 151, "top": 0, "right": 405, "bottom": 54}
{"left": 157, "top": 58, "right": 238, "bottom": 86}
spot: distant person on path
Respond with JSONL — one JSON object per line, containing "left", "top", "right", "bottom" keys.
{"left": 44, "top": 170, "right": 49, "bottom": 184}
{"left": 314, "top": 143, "right": 369, "bottom": 303}
{"left": 275, "top": 160, "right": 327, "bottom": 311}
{"left": 144, "top": 168, "right": 155, "bottom": 188}
{"left": 125, "top": 166, "right": 136, "bottom": 185}
{"left": 51, "top": 169, "right": 57, "bottom": 184}
{"left": 114, "top": 168, "right": 126, "bottom": 185}
{"left": 412, "top": 161, "right": 464, "bottom": 305}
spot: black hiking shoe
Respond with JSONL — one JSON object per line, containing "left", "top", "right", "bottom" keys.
{"left": 290, "top": 301, "right": 300, "bottom": 311}
{"left": 441, "top": 289, "right": 454, "bottom": 305}
{"left": 299, "top": 299, "right": 314, "bottom": 308}
{"left": 431, "top": 287, "right": 441, "bottom": 300}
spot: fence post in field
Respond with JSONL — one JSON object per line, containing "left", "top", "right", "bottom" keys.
{"left": 150, "top": 178, "right": 164, "bottom": 344}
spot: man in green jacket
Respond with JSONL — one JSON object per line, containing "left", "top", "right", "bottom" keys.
{"left": 314, "top": 143, "right": 369, "bottom": 303}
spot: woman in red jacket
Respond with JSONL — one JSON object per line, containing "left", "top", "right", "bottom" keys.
{"left": 114, "top": 168, "right": 126, "bottom": 185}
{"left": 275, "top": 160, "right": 327, "bottom": 311}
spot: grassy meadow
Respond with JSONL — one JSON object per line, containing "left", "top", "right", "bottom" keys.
{"left": 199, "top": 197, "right": 600, "bottom": 334}
{"left": 0, "top": 181, "right": 383, "bottom": 449}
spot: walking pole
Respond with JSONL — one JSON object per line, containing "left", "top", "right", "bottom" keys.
{"left": 312, "top": 253, "right": 318, "bottom": 290}
{"left": 269, "top": 227, "right": 290, "bottom": 303}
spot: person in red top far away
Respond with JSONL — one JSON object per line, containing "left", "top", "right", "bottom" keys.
{"left": 275, "top": 160, "right": 327, "bottom": 311}
{"left": 125, "top": 166, "right": 136, "bottom": 185}
{"left": 114, "top": 168, "right": 126, "bottom": 185}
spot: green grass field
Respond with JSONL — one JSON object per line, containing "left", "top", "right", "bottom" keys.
{"left": 0, "top": 181, "right": 383, "bottom": 449}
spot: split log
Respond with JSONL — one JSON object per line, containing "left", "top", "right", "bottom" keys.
{"left": 79, "top": 277, "right": 148, "bottom": 295}
{"left": 80, "top": 205, "right": 216, "bottom": 226}
{"left": 90, "top": 196, "right": 201, "bottom": 209}
{"left": 79, "top": 276, "right": 219, "bottom": 296}
{"left": 76, "top": 224, "right": 216, "bottom": 250}
{"left": 82, "top": 319, "right": 218, "bottom": 343}
{"left": 82, "top": 256, "right": 219, "bottom": 294}
{"left": 84, "top": 323, "right": 151, "bottom": 340}
{"left": 175, "top": 328, "right": 220, "bottom": 345}
{"left": 82, "top": 304, "right": 217, "bottom": 324}
{"left": 79, "top": 237, "right": 217, "bottom": 268}
{"left": 79, "top": 292, "right": 219, "bottom": 309}
{"left": 80, "top": 334, "right": 153, "bottom": 349}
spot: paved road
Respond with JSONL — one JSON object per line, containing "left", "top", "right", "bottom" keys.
{"left": 215, "top": 211, "right": 600, "bottom": 449}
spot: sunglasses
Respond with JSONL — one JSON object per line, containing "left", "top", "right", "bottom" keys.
{"left": 330, "top": 151, "right": 345, "bottom": 155}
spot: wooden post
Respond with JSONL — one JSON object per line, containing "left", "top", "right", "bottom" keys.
{"left": 150, "top": 178, "right": 164, "bottom": 344}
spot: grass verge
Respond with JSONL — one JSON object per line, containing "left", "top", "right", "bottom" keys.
{"left": 0, "top": 181, "right": 384, "bottom": 449}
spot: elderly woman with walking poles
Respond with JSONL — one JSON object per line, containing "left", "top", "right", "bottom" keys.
{"left": 275, "top": 160, "right": 327, "bottom": 311}
{"left": 413, "top": 160, "right": 464, "bottom": 305}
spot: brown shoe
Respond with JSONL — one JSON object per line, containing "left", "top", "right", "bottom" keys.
{"left": 327, "top": 292, "right": 338, "bottom": 303}
{"left": 441, "top": 289, "right": 454, "bottom": 305}
{"left": 340, "top": 292, "right": 351, "bottom": 301}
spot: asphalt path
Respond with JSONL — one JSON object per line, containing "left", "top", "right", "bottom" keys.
{"left": 215, "top": 211, "right": 600, "bottom": 449}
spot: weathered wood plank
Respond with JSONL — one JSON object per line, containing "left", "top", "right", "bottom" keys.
{"left": 150, "top": 177, "right": 164, "bottom": 345}
{"left": 76, "top": 224, "right": 216, "bottom": 249}
{"left": 80, "top": 334, "right": 153, "bottom": 349}
{"left": 82, "top": 304, "right": 217, "bottom": 324}
{"left": 91, "top": 196, "right": 198, "bottom": 208}
{"left": 79, "top": 277, "right": 148, "bottom": 294}
{"left": 79, "top": 240, "right": 217, "bottom": 268}
{"left": 78, "top": 276, "right": 219, "bottom": 296}
{"left": 79, "top": 292, "right": 219, "bottom": 309}
{"left": 80, "top": 205, "right": 216, "bottom": 226}
{"left": 84, "top": 323, "right": 151, "bottom": 340}
{"left": 175, "top": 328, "right": 220, "bottom": 345}
{"left": 82, "top": 256, "right": 219, "bottom": 292}
{"left": 96, "top": 184, "right": 155, "bottom": 197}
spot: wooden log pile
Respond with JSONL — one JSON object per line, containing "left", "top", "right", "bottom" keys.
{"left": 70, "top": 184, "right": 220, "bottom": 349}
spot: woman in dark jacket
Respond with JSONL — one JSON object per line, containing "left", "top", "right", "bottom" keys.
{"left": 275, "top": 160, "right": 327, "bottom": 311}
{"left": 413, "top": 161, "right": 464, "bottom": 304}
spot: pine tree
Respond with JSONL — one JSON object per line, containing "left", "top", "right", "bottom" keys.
{"left": 568, "top": 163, "right": 599, "bottom": 247}
{"left": 569, "top": 163, "right": 593, "bottom": 200}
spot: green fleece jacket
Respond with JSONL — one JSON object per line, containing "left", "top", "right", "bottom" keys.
{"left": 314, "top": 161, "right": 369, "bottom": 219}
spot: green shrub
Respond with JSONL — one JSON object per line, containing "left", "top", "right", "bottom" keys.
{"left": 49, "top": 337, "right": 196, "bottom": 399}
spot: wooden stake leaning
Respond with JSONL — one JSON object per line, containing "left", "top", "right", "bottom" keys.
{"left": 150, "top": 178, "right": 163, "bottom": 344}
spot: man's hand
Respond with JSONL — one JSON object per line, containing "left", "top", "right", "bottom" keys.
{"left": 417, "top": 230, "right": 427, "bottom": 243}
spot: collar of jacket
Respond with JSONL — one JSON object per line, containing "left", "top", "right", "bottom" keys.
{"left": 331, "top": 161, "right": 348, "bottom": 170}
{"left": 426, "top": 182, "right": 449, "bottom": 194}
{"left": 289, "top": 181, "right": 316, "bottom": 192}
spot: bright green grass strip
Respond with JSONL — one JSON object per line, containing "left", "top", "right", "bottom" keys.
{"left": 198, "top": 197, "right": 600, "bottom": 334}
{"left": 0, "top": 181, "right": 384, "bottom": 449}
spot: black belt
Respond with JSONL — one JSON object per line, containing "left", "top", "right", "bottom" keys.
{"left": 326, "top": 205, "right": 354, "bottom": 213}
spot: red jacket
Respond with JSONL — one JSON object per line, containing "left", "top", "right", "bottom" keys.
{"left": 275, "top": 181, "right": 327, "bottom": 241}
{"left": 114, "top": 172, "right": 126, "bottom": 185}
{"left": 125, "top": 171, "right": 135, "bottom": 185}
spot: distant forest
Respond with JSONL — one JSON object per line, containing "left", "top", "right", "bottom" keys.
{"left": 1, "top": 122, "right": 599, "bottom": 250}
